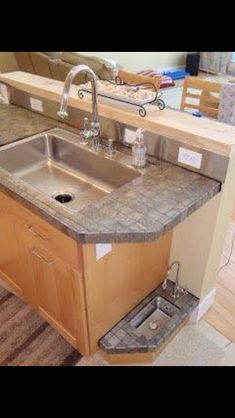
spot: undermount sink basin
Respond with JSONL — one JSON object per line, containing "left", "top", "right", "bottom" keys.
{"left": 0, "top": 128, "right": 141, "bottom": 212}
{"left": 130, "top": 296, "right": 180, "bottom": 340}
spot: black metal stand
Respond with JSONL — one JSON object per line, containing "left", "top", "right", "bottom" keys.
{"left": 77, "top": 77, "right": 165, "bottom": 117}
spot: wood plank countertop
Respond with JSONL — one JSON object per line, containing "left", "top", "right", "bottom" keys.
{"left": 1, "top": 71, "right": 235, "bottom": 157}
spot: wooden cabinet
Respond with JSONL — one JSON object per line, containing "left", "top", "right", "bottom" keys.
{"left": 22, "top": 234, "right": 89, "bottom": 354}
{"left": 0, "top": 195, "right": 35, "bottom": 302}
{"left": 0, "top": 218, "right": 25, "bottom": 298}
{"left": 0, "top": 189, "right": 172, "bottom": 357}
{"left": 83, "top": 235, "right": 172, "bottom": 352}
{"left": 0, "top": 190, "right": 89, "bottom": 356}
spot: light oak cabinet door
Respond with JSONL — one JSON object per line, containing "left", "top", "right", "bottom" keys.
{"left": 23, "top": 236, "right": 89, "bottom": 356}
{"left": 0, "top": 190, "right": 89, "bottom": 356}
{"left": 0, "top": 202, "right": 35, "bottom": 302}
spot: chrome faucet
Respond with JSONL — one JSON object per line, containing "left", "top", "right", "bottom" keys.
{"left": 162, "top": 261, "right": 181, "bottom": 298}
{"left": 107, "top": 138, "right": 116, "bottom": 157}
{"left": 57, "top": 64, "right": 101, "bottom": 149}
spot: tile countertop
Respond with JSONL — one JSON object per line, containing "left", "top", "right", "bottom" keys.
{"left": 0, "top": 105, "right": 221, "bottom": 244}
{"left": 0, "top": 103, "right": 57, "bottom": 145}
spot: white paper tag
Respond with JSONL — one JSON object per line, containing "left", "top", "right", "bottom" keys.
{"left": 30, "top": 97, "right": 43, "bottom": 112}
{"left": 95, "top": 244, "right": 112, "bottom": 260}
{"left": 178, "top": 147, "right": 202, "bottom": 169}
{"left": 124, "top": 128, "right": 136, "bottom": 145}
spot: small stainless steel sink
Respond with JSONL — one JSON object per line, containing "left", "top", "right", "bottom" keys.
{"left": 130, "top": 296, "right": 179, "bottom": 340}
{"left": 0, "top": 128, "right": 141, "bottom": 212}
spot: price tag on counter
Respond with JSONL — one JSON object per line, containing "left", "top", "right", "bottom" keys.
{"left": 95, "top": 244, "right": 112, "bottom": 261}
{"left": 178, "top": 147, "right": 202, "bottom": 169}
{"left": 124, "top": 128, "right": 137, "bottom": 145}
{"left": 30, "top": 97, "right": 44, "bottom": 113}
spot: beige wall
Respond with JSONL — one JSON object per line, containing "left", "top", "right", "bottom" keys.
{"left": 200, "top": 155, "right": 235, "bottom": 299}
{"left": 79, "top": 52, "right": 187, "bottom": 72}
{"left": 170, "top": 194, "right": 222, "bottom": 298}
{"left": 0, "top": 52, "right": 18, "bottom": 73}
{"left": 0, "top": 52, "right": 186, "bottom": 73}
{"left": 170, "top": 153, "right": 235, "bottom": 301}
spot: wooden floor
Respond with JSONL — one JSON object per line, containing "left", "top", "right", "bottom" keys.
{"left": 204, "top": 216, "right": 235, "bottom": 341}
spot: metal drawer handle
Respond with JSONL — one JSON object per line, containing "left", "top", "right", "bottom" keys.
{"left": 27, "top": 224, "right": 49, "bottom": 241}
{"left": 31, "top": 247, "right": 54, "bottom": 265}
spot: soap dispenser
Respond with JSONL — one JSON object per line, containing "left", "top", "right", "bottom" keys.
{"left": 132, "top": 128, "right": 146, "bottom": 168}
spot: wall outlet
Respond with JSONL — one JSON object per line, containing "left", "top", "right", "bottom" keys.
{"left": 178, "top": 147, "right": 202, "bottom": 169}
{"left": 0, "top": 83, "right": 10, "bottom": 104}
{"left": 95, "top": 243, "right": 112, "bottom": 260}
{"left": 30, "top": 97, "right": 43, "bottom": 112}
{"left": 123, "top": 128, "right": 136, "bottom": 145}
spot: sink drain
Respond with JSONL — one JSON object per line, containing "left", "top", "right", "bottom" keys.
{"left": 52, "top": 192, "right": 74, "bottom": 204}
{"left": 149, "top": 321, "right": 158, "bottom": 330}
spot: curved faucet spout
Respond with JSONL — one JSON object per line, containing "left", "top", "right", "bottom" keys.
{"left": 162, "top": 261, "right": 181, "bottom": 298}
{"left": 57, "top": 64, "right": 100, "bottom": 136}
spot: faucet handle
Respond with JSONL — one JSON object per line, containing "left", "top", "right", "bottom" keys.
{"left": 57, "top": 109, "right": 68, "bottom": 119}
{"left": 107, "top": 138, "right": 116, "bottom": 157}
{"left": 91, "top": 121, "right": 101, "bottom": 137}
{"left": 79, "top": 117, "right": 90, "bottom": 145}
{"left": 83, "top": 117, "right": 89, "bottom": 130}
{"left": 91, "top": 121, "right": 100, "bottom": 129}
{"left": 161, "top": 278, "right": 168, "bottom": 290}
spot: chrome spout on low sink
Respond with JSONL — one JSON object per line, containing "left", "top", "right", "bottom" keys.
{"left": 162, "top": 261, "right": 181, "bottom": 298}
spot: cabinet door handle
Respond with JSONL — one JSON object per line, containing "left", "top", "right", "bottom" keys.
{"left": 31, "top": 247, "right": 54, "bottom": 265}
{"left": 27, "top": 224, "right": 49, "bottom": 241}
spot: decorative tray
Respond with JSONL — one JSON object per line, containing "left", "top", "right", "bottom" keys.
{"left": 77, "top": 78, "right": 165, "bottom": 117}
{"left": 78, "top": 80, "right": 156, "bottom": 106}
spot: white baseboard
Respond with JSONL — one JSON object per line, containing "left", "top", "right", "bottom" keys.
{"left": 190, "top": 287, "right": 216, "bottom": 323}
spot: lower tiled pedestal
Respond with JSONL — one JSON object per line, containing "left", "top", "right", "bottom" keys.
{"left": 99, "top": 281, "right": 199, "bottom": 365}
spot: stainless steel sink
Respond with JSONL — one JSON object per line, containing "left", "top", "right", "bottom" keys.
{"left": 130, "top": 296, "right": 179, "bottom": 340}
{"left": 0, "top": 128, "right": 141, "bottom": 212}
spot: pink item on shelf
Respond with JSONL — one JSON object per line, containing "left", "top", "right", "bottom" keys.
{"left": 138, "top": 70, "right": 175, "bottom": 88}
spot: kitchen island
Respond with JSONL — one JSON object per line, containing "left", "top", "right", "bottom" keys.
{"left": 0, "top": 71, "right": 235, "bottom": 363}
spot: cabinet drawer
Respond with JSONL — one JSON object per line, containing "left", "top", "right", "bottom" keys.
{"left": 0, "top": 190, "right": 82, "bottom": 272}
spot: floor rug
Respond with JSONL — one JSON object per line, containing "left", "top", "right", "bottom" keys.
{"left": 0, "top": 286, "right": 82, "bottom": 366}
{"left": 153, "top": 323, "right": 224, "bottom": 366}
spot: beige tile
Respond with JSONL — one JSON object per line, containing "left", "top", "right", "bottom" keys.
{"left": 153, "top": 323, "right": 224, "bottom": 366}
{"left": 76, "top": 353, "right": 108, "bottom": 366}
{"left": 197, "top": 319, "right": 230, "bottom": 349}
{"left": 219, "top": 343, "right": 235, "bottom": 366}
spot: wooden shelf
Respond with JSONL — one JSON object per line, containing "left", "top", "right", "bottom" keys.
{"left": 1, "top": 71, "right": 235, "bottom": 157}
